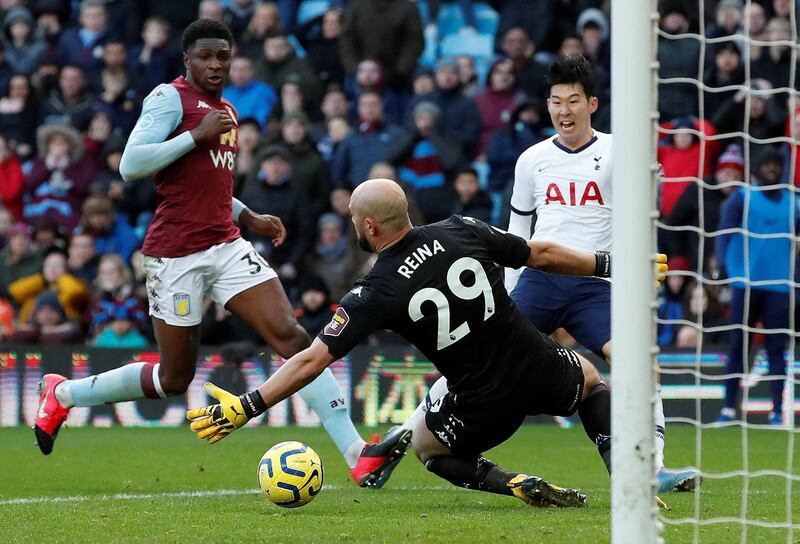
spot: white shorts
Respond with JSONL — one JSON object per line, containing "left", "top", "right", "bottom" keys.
{"left": 142, "top": 238, "right": 277, "bottom": 326}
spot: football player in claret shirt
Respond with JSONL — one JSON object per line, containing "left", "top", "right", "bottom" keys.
{"left": 33, "top": 20, "right": 409, "bottom": 489}
{"left": 186, "top": 178, "right": 664, "bottom": 507}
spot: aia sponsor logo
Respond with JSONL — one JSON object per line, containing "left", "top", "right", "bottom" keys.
{"left": 544, "top": 180, "right": 605, "bottom": 206}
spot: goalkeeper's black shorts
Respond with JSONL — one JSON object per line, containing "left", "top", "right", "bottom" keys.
{"left": 426, "top": 331, "right": 586, "bottom": 456}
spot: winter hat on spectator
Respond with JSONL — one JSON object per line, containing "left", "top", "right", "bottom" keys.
{"left": 716, "top": 143, "right": 744, "bottom": 175}
{"left": 576, "top": 8, "right": 609, "bottom": 41}
{"left": 34, "top": 291, "right": 66, "bottom": 319}
{"left": 318, "top": 212, "right": 344, "bottom": 232}
{"left": 7, "top": 222, "right": 32, "bottom": 239}
{"left": 299, "top": 273, "right": 330, "bottom": 299}
{"left": 667, "top": 255, "right": 691, "bottom": 272}
{"left": 413, "top": 100, "right": 441, "bottom": 119}
{"left": 37, "top": 124, "right": 84, "bottom": 161}
{"left": 413, "top": 66, "right": 434, "bottom": 81}
{"left": 258, "top": 144, "right": 292, "bottom": 162}
{"left": 3, "top": 7, "right": 34, "bottom": 33}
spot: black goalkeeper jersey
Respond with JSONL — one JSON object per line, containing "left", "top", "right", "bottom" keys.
{"left": 318, "top": 215, "right": 550, "bottom": 400}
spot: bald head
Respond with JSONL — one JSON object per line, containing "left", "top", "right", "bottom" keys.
{"left": 350, "top": 178, "right": 413, "bottom": 253}
{"left": 350, "top": 178, "right": 410, "bottom": 231}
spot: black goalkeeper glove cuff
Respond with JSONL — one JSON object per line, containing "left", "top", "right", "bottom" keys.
{"left": 594, "top": 251, "right": 611, "bottom": 278}
{"left": 240, "top": 390, "right": 268, "bottom": 419}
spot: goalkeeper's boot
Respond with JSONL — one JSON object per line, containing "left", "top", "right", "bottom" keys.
{"left": 768, "top": 412, "right": 783, "bottom": 426}
{"left": 508, "top": 474, "right": 587, "bottom": 508}
{"left": 34, "top": 374, "right": 71, "bottom": 455}
{"left": 716, "top": 407, "right": 736, "bottom": 425}
{"left": 350, "top": 426, "right": 413, "bottom": 489}
{"left": 657, "top": 468, "right": 702, "bottom": 494}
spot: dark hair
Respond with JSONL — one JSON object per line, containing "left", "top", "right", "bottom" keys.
{"left": 455, "top": 166, "right": 479, "bottom": 179}
{"left": 545, "top": 55, "right": 595, "bottom": 98}
{"left": 181, "top": 19, "right": 233, "bottom": 52}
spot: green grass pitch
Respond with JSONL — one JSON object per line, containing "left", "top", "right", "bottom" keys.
{"left": 1, "top": 425, "right": 798, "bottom": 543}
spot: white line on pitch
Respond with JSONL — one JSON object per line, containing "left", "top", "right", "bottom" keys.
{"left": 0, "top": 485, "right": 456, "bottom": 506}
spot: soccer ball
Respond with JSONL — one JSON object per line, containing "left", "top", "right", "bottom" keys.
{"left": 257, "top": 441, "right": 324, "bottom": 508}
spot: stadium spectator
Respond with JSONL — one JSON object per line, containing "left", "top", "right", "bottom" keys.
{"left": 347, "top": 58, "right": 406, "bottom": 126}
{"left": 40, "top": 65, "right": 95, "bottom": 128}
{"left": 486, "top": 98, "right": 548, "bottom": 195}
{"left": 0, "top": 207, "right": 12, "bottom": 244}
{"left": 387, "top": 100, "right": 464, "bottom": 222}
{"left": 295, "top": 8, "right": 346, "bottom": 91}
{"left": 495, "top": 0, "right": 561, "bottom": 55}
{"left": 66, "top": 231, "right": 98, "bottom": 285}
{"left": 271, "top": 111, "right": 330, "bottom": 219}
{"left": 411, "top": 66, "right": 436, "bottom": 99}
{"left": 657, "top": 116, "right": 718, "bottom": 218}
{"left": 234, "top": 117, "right": 265, "bottom": 193}
{"left": 743, "top": 1, "right": 768, "bottom": 62}
{"left": 238, "top": 2, "right": 283, "bottom": 60}
{"left": 223, "top": 56, "right": 277, "bottom": 130}
{"left": 711, "top": 78, "right": 785, "bottom": 147}
{"left": 311, "top": 87, "right": 350, "bottom": 141}
{"left": 703, "top": 42, "right": 744, "bottom": 121}
{"left": 306, "top": 212, "right": 366, "bottom": 300}
{"left": 7, "top": 248, "right": 89, "bottom": 323}
{"left": 657, "top": 256, "right": 690, "bottom": 347}
{"left": 57, "top": 0, "right": 110, "bottom": 69}
{"left": 198, "top": 0, "right": 224, "bottom": 22}
{"left": 498, "top": 27, "right": 548, "bottom": 102}
{"left": 23, "top": 124, "right": 97, "bottom": 233}
{"left": 255, "top": 31, "right": 321, "bottom": 109}
{"left": 88, "top": 253, "right": 149, "bottom": 348}
{"left": 293, "top": 273, "right": 335, "bottom": 337}
{"left": 750, "top": 17, "right": 794, "bottom": 96}
{"left": 2, "top": 6, "right": 44, "bottom": 74}
{"left": 663, "top": 142, "right": 743, "bottom": 273}
{"left": 576, "top": 8, "right": 610, "bottom": 70}
{"left": 87, "top": 40, "right": 131, "bottom": 94}
{"left": 475, "top": 57, "right": 520, "bottom": 155}
{"left": 705, "top": 0, "right": 742, "bottom": 42}
{"left": 412, "top": 57, "right": 482, "bottom": 157}
{"left": 269, "top": 76, "right": 308, "bottom": 122}
{"left": 452, "top": 166, "right": 492, "bottom": 224}
{"left": 339, "top": 0, "right": 424, "bottom": 91}
{"left": 9, "top": 290, "right": 82, "bottom": 344}
{"left": 367, "top": 160, "right": 427, "bottom": 227}
{"left": 0, "top": 222, "right": 42, "bottom": 291}
{"left": 455, "top": 55, "right": 480, "bottom": 98}
{"left": 239, "top": 145, "right": 313, "bottom": 286}
{"left": 716, "top": 147, "right": 796, "bottom": 425}
{"left": 75, "top": 195, "right": 138, "bottom": 262}
{"left": 0, "top": 133, "right": 24, "bottom": 221}
{"left": 332, "top": 91, "right": 405, "bottom": 189}
{"left": 675, "top": 280, "right": 727, "bottom": 348}
{"left": 127, "top": 16, "right": 179, "bottom": 96}
{"left": 223, "top": 0, "right": 257, "bottom": 41}
{"left": 316, "top": 115, "right": 351, "bottom": 166}
{"left": 0, "top": 73, "right": 39, "bottom": 160}
{"left": 31, "top": 218, "right": 65, "bottom": 253}
{"left": 96, "top": 68, "right": 140, "bottom": 134}
{"left": 658, "top": 1, "right": 700, "bottom": 120}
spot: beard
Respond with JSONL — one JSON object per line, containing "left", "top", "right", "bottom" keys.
{"left": 355, "top": 226, "right": 373, "bottom": 253}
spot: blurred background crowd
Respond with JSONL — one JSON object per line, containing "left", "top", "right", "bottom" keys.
{"left": 0, "top": 0, "right": 797, "bottom": 352}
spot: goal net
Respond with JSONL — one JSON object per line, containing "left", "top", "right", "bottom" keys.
{"left": 614, "top": 0, "right": 799, "bottom": 541}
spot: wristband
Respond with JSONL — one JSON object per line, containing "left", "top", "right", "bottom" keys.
{"left": 239, "top": 390, "right": 267, "bottom": 419}
{"left": 594, "top": 251, "right": 611, "bottom": 278}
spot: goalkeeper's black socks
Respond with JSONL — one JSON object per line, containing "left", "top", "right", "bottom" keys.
{"left": 426, "top": 455, "right": 517, "bottom": 496}
{"left": 578, "top": 382, "right": 612, "bottom": 474}
{"left": 240, "top": 390, "right": 268, "bottom": 418}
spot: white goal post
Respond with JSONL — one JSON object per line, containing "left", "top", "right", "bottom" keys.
{"left": 611, "top": 0, "right": 659, "bottom": 542}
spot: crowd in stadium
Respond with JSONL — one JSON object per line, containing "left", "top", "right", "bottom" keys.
{"left": 0, "top": 0, "right": 796, "bottom": 351}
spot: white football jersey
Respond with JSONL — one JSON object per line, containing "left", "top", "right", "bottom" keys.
{"left": 505, "top": 131, "right": 613, "bottom": 289}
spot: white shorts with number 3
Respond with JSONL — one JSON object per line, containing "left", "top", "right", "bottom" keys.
{"left": 142, "top": 237, "right": 277, "bottom": 326}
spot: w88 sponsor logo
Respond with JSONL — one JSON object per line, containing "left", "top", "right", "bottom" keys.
{"left": 209, "top": 149, "right": 235, "bottom": 171}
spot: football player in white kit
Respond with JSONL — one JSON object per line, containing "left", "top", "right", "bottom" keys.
{"left": 504, "top": 56, "right": 699, "bottom": 495}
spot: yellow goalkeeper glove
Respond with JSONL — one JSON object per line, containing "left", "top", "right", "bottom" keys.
{"left": 186, "top": 382, "right": 266, "bottom": 444}
{"left": 655, "top": 253, "right": 668, "bottom": 289}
